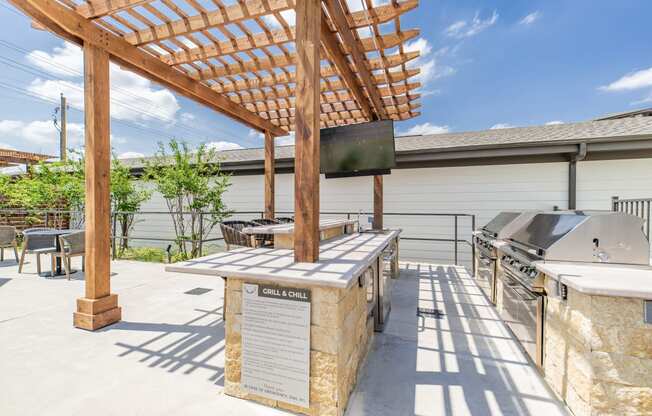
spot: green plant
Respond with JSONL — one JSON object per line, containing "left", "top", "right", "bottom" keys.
{"left": 111, "top": 157, "right": 151, "bottom": 255}
{"left": 144, "top": 139, "right": 232, "bottom": 258}
{"left": 117, "top": 247, "right": 166, "bottom": 263}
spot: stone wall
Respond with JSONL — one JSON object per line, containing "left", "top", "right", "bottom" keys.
{"left": 543, "top": 277, "right": 652, "bottom": 416}
{"left": 223, "top": 267, "right": 375, "bottom": 416}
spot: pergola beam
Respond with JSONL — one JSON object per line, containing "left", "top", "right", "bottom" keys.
{"left": 320, "top": 15, "right": 373, "bottom": 120}
{"left": 191, "top": 51, "right": 418, "bottom": 83}
{"left": 323, "top": 0, "right": 386, "bottom": 119}
{"left": 165, "top": 28, "right": 419, "bottom": 68}
{"left": 294, "top": 0, "right": 321, "bottom": 262}
{"left": 123, "top": 0, "right": 415, "bottom": 46}
{"left": 212, "top": 68, "right": 419, "bottom": 94}
{"left": 228, "top": 83, "right": 421, "bottom": 105}
{"left": 9, "top": 0, "right": 286, "bottom": 137}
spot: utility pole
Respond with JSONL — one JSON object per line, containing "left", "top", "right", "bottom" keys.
{"left": 59, "top": 93, "right": 67, "bottom": 162}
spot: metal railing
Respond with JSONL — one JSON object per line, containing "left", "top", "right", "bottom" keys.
{"left": 0, "top": 208, "right": 476, "bottom": 271}
{"left": 612, "top": 196, "right": 651, "bottom": 239}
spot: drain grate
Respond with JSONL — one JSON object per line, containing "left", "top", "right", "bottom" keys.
{"left": 184, "top": 287, "right": 213, "bottom": 295}
{"left": 417, "top": 307, "right": 445, "bottom": 319}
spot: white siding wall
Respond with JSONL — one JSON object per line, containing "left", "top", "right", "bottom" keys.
{"left": 130, "top": 158, "right": 652, "bottom": 266}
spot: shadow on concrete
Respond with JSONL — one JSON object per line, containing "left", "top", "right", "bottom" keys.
{"left": 106, "top": 306, "right": 226, "bottom": 386}
{"left": 346, "top": 263, "right": 568, "bottom": 416}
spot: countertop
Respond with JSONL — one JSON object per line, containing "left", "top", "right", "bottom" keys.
{"left": 165, "top": 230, "right": 400, "bottom": 289}
{"left": 490, "top": 239, "right": 652, "bottom": 299}
{"left": 242, "top": 218, "right": 357, "bottom": 235}
{"left": 533, "top": 261, "right": 652, "bottom": 299}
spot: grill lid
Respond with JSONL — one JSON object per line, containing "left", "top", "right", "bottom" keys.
{"left": 481, "top": 212, "right": 521, "bottom": 237}
{"left": 507, "top": 211, "right": 650, "bottom": 265}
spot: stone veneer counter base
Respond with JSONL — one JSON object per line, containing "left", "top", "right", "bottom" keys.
{"left": 166, "top": 231, "right": 400, "bottom": 416}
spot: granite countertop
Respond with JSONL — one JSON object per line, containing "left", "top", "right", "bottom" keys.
{"left": 534, "top": 261, "right": 652, "bottom": 299}
{"left": 242, "top": 218, "right": 358, "bottom": 235}
{"left": 165, "top": 230, "right": 400, "bottom": 289}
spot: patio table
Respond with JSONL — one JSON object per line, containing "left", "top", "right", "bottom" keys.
{"left": 241, "top": 218, "right": 358, "bottom": 249}
{"left": 25, "top": 229, "right": 82, "bottom": 277}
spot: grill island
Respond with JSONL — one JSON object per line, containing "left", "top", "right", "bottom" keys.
{"left": 167, "top": 230, "right": 400, "bottom": 416}
{"left": 493, "top": 211, "right": 652, "bottom": 416}
{"left": 473, "top": 211, "right": 539, "bottom": 304}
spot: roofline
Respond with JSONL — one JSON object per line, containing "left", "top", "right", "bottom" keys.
{"left": 125, "top": 135, "right": 652, "bottom": 177}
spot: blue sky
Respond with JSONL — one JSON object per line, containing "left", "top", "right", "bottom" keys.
{"left": 0, "top": 0, "right": 651, "bottom": 161}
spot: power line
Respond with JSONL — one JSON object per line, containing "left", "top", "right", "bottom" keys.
{"left": 0, "top": 37, "right": 247, "bottom": 143}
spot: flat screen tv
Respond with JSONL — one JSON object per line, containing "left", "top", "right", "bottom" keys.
{"left": 320, "top": 120, "right": 396, "bottom": 178}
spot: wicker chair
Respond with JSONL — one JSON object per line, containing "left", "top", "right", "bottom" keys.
{"left": 52, "top": 231, "right": 85, "bottom": 280}
{"left": 0, "top": 226, "right": 19, "bottom": 262}
{"left": 19, "top": 231, "right": 57, "bottom": 275}
{"left": 275, "top": 217, "right": 294, "bottom": 224}
{"left": 220, "top": 221, "right": 257, "bottom": 251}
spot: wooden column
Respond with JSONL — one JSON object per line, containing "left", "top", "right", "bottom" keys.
{"left": 373, "top": 175, "right": 383, "bottom": 230}
{"left": 73, "top": 43, "right": 121, "bottom": 331}
{"left": 264, "top": 131, "right": 275, "bottom": 219}
{"left": 294, "top": 0, "right": 321, "bottom": 262}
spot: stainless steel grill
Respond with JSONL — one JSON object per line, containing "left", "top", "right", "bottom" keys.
{"left": 473, "top": 211, "right": 539, "bottom": 303}
{"left": 500, "top": 211, "right": 650, "bottom": 291}
{"left": 497, "top": 210, "right": 649, "bottom": 370}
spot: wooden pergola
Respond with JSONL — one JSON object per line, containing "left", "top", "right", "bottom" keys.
{"left": 10, "top": 0, "right": 421, "bottom": 330}
{"left": 0, "top": 148, "right": 52, "bottom": 169}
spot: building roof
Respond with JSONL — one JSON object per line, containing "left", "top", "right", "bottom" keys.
{"left": 121, "top": 117, "right": 652, "bottom": 172}
{"left": 594, "top": 107, "right": 652, "bottom": 121}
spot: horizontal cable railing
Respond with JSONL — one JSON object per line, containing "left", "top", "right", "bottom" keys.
{"left": 0, "top": 208, "right": 476, "bottom": 272}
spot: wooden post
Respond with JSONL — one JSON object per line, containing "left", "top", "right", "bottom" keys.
{"left": 264, "top": 131, "right": 275, "bottom": 219}
{"left": 73, "top": 43, "right": 121, "bottom": 331}
{"left": 294, "top": 0, "right": 321, "bottom": 263}
{"left": 373, "top": 175, "right": 383, "bottom": 230}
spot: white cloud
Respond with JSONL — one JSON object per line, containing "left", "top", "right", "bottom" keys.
{"left": 519, "top": 11, "right": 542, "bottom": 25}
{"left": 600, "top": 67, "right": 652, "bottom": 92}
{"left": 204, "top": 141, "right": 243, "bottom": 151}
{"left": 248, "top": 129, "right": 265, "bottom": 140}
{"left": 490, "top": 123, "right": 516, "bottom": 130}
{"left": 398, "top": 123, "right": 450, "bottom": 136}
{"left": 275, "top": 132, "right": 295, "bottom": 146}
{"left": 398, "top": 37, "right": 455, "bottom": 90}
{"left": 117, "top": 151, "right": 145, "bottom": 159}
{"left": 445, "top": 11, "right": 498, "bottom": 39}
{"left": 0, "top": 119, "right": 125, "bottom": 155}
{"left": 545, "top": 120, "right": 564, "bottom": 125}
{"left": 180, "top": 113, "right": 196, "bottom": 123}
{"left": 26, "top": 42, "right": 180, "bottom": 123}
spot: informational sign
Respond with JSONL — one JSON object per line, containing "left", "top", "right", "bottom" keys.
{"left": 241, "top": 283, "right": 311, "bottom": 407}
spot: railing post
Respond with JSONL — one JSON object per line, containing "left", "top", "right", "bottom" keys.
{"left": 198, "top": 212, "right": 204, "bottom": 257}
{"left": 471, "top": 214, "right": 476, "bottom": 276}
{"left": 111, "top": 212, "right": 117, "bottom": 260}
{"left": 454, "top": 215, "right": 458, "bottom": 266}
{"left": 611, "top": 196, "right": 619, "bottom": 211}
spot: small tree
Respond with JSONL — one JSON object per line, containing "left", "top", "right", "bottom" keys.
{"left": 111, "top": 157, "right": 151, "bottom": 255}
{"left": 144, "top": 139, "right": 231, "bottom": 259}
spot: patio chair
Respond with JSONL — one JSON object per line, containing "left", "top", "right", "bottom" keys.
{"left": 0, "top": 226, "right": 19, "bottom": 262}
{"left": 52, "top": 231, "right": 85, "bottom": 280}
{"left": 275, "top": 217, "right": 294, "bottom": 224}
{"left": 18, "top": 231, "right": 57, "bottom": 275}
{"left": 220, "top": 221, "right": 257, "bottom": 251}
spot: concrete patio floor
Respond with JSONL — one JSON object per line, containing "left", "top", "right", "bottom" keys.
{"left": 0, "top": 255, "right": 568, "bottom": 416}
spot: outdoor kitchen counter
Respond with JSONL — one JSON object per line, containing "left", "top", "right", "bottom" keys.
{"left": 534, "top": 261, "right": 652, "bottom": 299}
{"left": 166, "top": 230, "right": 400, "bottom": 289}
{"left": 166, "top": 230, "right": 401, "bottom": 416}
{"left": 242, "top": 218, "right": 358, "bottom": 235}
